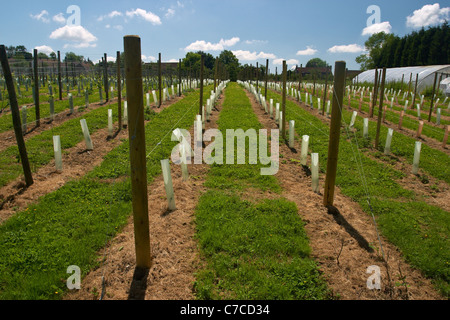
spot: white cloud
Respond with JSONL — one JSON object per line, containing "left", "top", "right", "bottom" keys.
{"left": 53, "top": 13, "right": 66, "bottom": 24}
{"left": 362, "top": 21, "right": 392, "bottom": 35}
{"left": 113, "top": 25, "right": 124, "bottom": 31}
{"left": 244, "top": 39, "right": 268, "bottom": 45}
{"left": 98, "top": 10, "right": 123, "bottom": 22}
{"left": 184, "top": 37, "right": 240, "bottom": 51}
{"left": 232, "top": 50, "right": 276, "bottom": 61}
{"left": 50, "top": 25, "right": 97, "bottom": 48}
{"left": 406, "top": 3, "right": 450, "bottom": 28}
{"left": 167, "top": 59, "right": 179, "bottom": 62}
{"left": 328, "top": 44, "right": 366, "bottom": 53}
{"left": 142, "top": 55, "right": 157, "bottom": 62}
{"left": 30, "top": 10, "right": 50, "bottom": 23}
{"left": 166, "top": 8, "right": 175, "bottom": 18}
{"left": 126, "top": 8, "right": 162, "bottom": 25}
{"left": 273, "top": 58, "right": 299, "bottom": 66}
{"left": 105, "top": 24, "right": 111, "bottom": 29}
{"left": 177, "top": 1, "right": 184, "bottom": 8}
{"left": 34, "top": 45, "right": 54, "bottom": 55}
{"left": 296, "top": 46, "right": 318, "bottom": 56}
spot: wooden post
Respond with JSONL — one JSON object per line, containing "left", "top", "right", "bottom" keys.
{"left": 370, "top": 68, "right": 378, "bottom": 118}
{"left": 323, "top": 61, "right": 346, "bottom": 207}
{"left": 256, "top": 62, "right": 259, "bottom": 93}
{"left": 322, "top": 67, "right": 329, "bottom": 115}
{"left": 375, "top": 67, "right": 386, "bottom": 149}
{"left": 265, "top": 59, "right": 269, "bottom": 101}
{"left": 117, "top": 51, "right": 122, "bottom": 130}
{"left": 104, "top": 53, "right": 109, "bottom": 102}
{"left": 123, "top": 35, "right": 152, "bottom": 269}
{"left": 0, "top": 45, "right": 33, "bottom": 187}
{"left": 443, "top": 125, "right": 449, "bottom": 148}
{"left": 57, "top": 51, "right": 62, "bottom": 100}
{"left": 158, "top": 53, "right": 162, "bottom": 108}
{"left": 282, "top": 60, "right": 287, "bottom": 140}
{"left": 33, "top": 49, "right": 40, "bottom": 127}
{"left": 179, "top": 58, "right": 182, "bottom": 97}
{"left": 411, "top": 73, "right": 418, "bottom": 110}
{"left": 199, "top": 54, "right": 204, "bottom": 116}
{"left": 428, "top": 72, "right": 438, "bottom": 122}
{"left": 213, "top": 58, "right": 218, "bottom": 93}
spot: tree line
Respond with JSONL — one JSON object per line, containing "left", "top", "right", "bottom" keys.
{"left": 356, "top": 22, "right": 449, "bottom": 71}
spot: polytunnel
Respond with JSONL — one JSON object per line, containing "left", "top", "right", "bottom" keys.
{"left": 354, "top": 65, "right": 450, "bottom": 94}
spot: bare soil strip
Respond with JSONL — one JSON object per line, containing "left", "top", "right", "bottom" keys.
{"left": 284, "top": 93, "right": 450, "bottom": 213}
{"left": 246, "top": 89, "right": 443, "bottom": 300}
{"left": 64, "top": 90, "right": 225, "bottom": 300}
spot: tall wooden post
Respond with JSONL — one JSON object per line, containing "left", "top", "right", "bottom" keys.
{"left": 265, "top": 59, "right": 269, "bottom": 101}
{"left": 158, "top": 53, "right": 162, "bottom": 108}
{"left": 428, "top": 72, "right": 438, "bottom": 122}
{"left": 117, "top": 51, "right": 122, "bottom": 129}
{"left": 323, "top": 61, "right": 346, "bottom": 207}
{"left": 256, "top": 62, "right": 259, "bottom": 92}
{"left": 411, "top": 73, "right": 418, "bottom": 110}
{"left": 104, "top": 53, "right": 109, "bottom": 102}
{"left": 370, "top": 68, "right": 378, "bottom": 118}
{"left": 282, "top": 60, "right": 287, "bottom": 140}
{"left": 322, "top": 67, "right": 329, "bottom": 115}
{"left": 0, "top": 45, "right": 33, "bottom": 187}
{"left": 179, "top": 59, "right": 182, "bottom": 97}
{"left": 33, "top": 49, "right": 40, "bottom": 127}
{"left": 213, "top": 58, "right": 218, "bottom": 93}
{"left": 57, "top": 51, "right": 62, "bottom": 100}
{"left": 199, "top": 54, "right": 204, "bottom": 115}
{"left": 123, "top": 35, "right": 152, "bottom": 269}
{"left": 375, "top": 67, "right": 386, "bottom": 149}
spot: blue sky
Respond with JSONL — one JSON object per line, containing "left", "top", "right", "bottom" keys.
{"left": 0, "top": 1, "right": 449, "bottom": 71}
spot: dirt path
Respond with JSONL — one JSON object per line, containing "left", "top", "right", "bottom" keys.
{"left": 64, "top": 89, "right": 226, "bottom": 300}
{"left": 0, "top": 96, "right": 184, "bottom": 224}
{"left": 245, "top": 88, "right": 443, "bottom": 300}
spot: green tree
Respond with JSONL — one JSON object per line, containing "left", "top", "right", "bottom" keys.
{"left": 218, "top": 50, "right": 240, "bottom": 82}
{"left": 305, "top": 58, "right": 327, "bottom": 68}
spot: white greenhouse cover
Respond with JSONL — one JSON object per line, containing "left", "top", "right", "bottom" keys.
{"left": 355, "top": 65, "right": 450, "bottom": 92}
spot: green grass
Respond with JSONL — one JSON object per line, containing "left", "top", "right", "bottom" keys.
{"left": 0, "top": 86, "right": 208, "bottom": 300}
{"left": 265, "top": 88, "right": 450, "bottom": 297}
{"left": 193, "top": 82, "right": 331, "bottom": 300}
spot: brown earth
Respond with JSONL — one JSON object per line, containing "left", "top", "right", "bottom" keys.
{"left": 63, "top": 89, "right": 225, "bottom": 300}
{"left": 246, "top": 88, "right": 444, "bottom": 300}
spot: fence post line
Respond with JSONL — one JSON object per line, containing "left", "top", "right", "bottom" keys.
{"left": 57, "top": 51, "right": 63, "bottom": 100}
{"left": 375, "top": 67, "right": 386, "bottom": 149}
{"left": 0, "top": 45, "right": 33, "bottom": 187}
{"left": 411, "top": 73, "right": 418, "bottom": 110}
{"left": 199, "top": 54, "right": 204, "bottom": 116}
{"left": 265, "top": 59, "right": 269, "bottom": 102}
{"left": 323, "top": 61, "right": 346, "bottom": 207}
{"left": 428, "top": 72, "right": 438, "bottom": 122}
{"left": 117, "top": 51, "right": 122, "bottom": 130}
{"left": 282, "top": 60, "right": 287, "bottom": 140}
{"left": 33, "top": 49, "right": 40, "bottom": 127}
{"left": 104, "top": 53, "right": 109, "bottom": 102}
{"left": 158, "top": 53, "right": 162, "bottom": 108}
{"left": 124, "top": 35, "right": 152, "bottom": 269}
